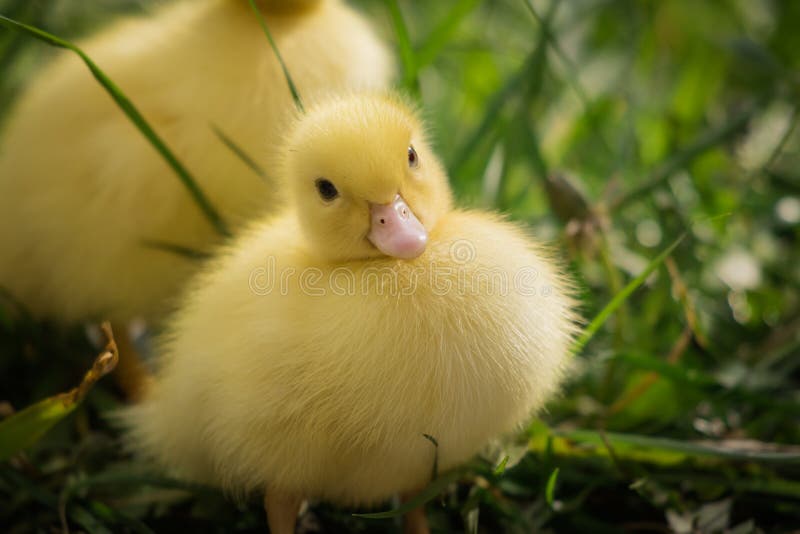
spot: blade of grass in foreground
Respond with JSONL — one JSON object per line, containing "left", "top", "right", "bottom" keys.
{"left": 247, "top": 0, "right": 304, "bottom": 112}
{"left": 0, "top": 323, "right": 118, "bottom": 461}
{"left": 140, "top": 239, "right": 212, "bottom": 261}
{"left": 0, "top": 15, "right": 230, "bottom": 238}
{"left": 533, "top": 427, "right": 800, "bottom": 465}
{"left": 210, "top": 123, "right": 267, "bottom": 180}
{"left": 493, "top": 455, "right": 510, "bottom": 475}
{"left": 448, "top": 0, "right": 556, "bottom": 178}
{"left": 571, "top": 233, "right": 686, "bottom": 355}
{"left": 448, "top": 54, "right": 530, "bottom": 178}
{"left": 545, "top": 467, "right": 560, "bottom": 508}
{"left": 353, "top": 467, "right": 466, "bottom": 519}
{"left": 414, "top": 0, "right": 480, "bottom": 71}
{"left": 386, "top": 0, "right": 420, "bottom": 98}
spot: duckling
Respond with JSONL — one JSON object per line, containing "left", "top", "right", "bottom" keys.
{"left": 122, "top": 93, "right": 578, "bottom": 533}
{"left": 0, "top": 0, "right": 392, "bottom": 396}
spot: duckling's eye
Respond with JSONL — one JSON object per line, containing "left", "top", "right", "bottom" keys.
{"left": 315, "top": 178, "right": 339, "bottom": 201}
{"left": 408, "top": 145, "right": 419, "bottom": 168}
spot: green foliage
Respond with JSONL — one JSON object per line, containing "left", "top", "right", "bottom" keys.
{"left": 1, "top": 0, "right": 799, "bottom": 532}
{"left": 0, "top": 323, "right": 116, "bottom": 461}
{"left": 572, "top": 233, "right": 686, "bottom": 354}
{"left": 0, "top": 396, "right": 78, "bottom": 461}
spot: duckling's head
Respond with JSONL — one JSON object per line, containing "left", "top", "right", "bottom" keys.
{"left": 282, "top": 93, "right": 453, "bottom": 262}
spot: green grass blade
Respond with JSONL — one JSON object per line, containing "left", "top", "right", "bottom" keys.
{"left": 386, "top": 0, "right": 420, "bottom": 98}
{"left": 448, "top": 59, "right": 528, "bottom": 177}
{"left": 415, "top": 0, "right": 480, "bottom": 70}
{"left": 422, "top": 433, "right": 440, "bottom": 480}
{"left": 210, "top": 123, "right": 267, "bottom": 180}
{"left": 353, "top": 467, "right": 465, "bottom": 519}
{"left": 571, "top": 234, "right": 686, "bottom": 355}
{"left": 0, "top": 325, "right": 117, "bottom": 460}
{"left": 529, "top": 425, "right": 800, "bottom": 467}
{"left": 523, "top": 0, "right": 613, "bottom": 157}
{"left": 247, "top": 0, "right": 304, "bottom": 112}
{"left": 448, "top": 1, "right": 556, "bottom": 177}
{"left": 493, "top": 455, "right": 510, "bottom": 475}
{"left": 140, "top": 239, "right": 212, "bottom": 261}
{"left": 0, "top": 14, "right": 230, "bottom": 238}
{"left": 611, "top": 108, "right": 756, "bottom": 211}
{"left": 0, "top": 396, "right": 78, "bottom": 461}
{"left": 545, "top": 467, "right": 560, "bottom": 507}
{"left": 554, "top": 429, "right": 800, "bottom": 464}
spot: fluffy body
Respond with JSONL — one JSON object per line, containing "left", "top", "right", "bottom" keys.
{"left": 0, "top": 0, "right": 391, "bottom": 323}
{"left": 124, "top": 94, "right": 577, "bottom": 506}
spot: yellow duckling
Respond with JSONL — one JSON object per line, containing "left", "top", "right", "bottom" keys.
{"left": 0, "top": 0, "right": 392, "bottom": 395}
{"left": 123, "top": 93, "right": 578, "bottom": 533}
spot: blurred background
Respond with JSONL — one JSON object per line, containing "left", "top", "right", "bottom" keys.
{"left": 1, "top": 0, "right": 799, "bottom": 532}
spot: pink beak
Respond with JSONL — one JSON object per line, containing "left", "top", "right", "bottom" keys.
{"left": 367, "top": 194, "right": 428, "bottom": 259}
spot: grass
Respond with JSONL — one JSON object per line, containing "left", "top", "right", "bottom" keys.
{"left": 1, "top": 0, "right": 799, "bottom": 532}
{"left": 246, "top": 0, "right": 304, "bottom": 113}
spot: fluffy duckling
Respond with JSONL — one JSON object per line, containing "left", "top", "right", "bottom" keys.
{"left": 0, "top": 0, "right": 392, "bottom": 395}
{"left": 123, "top": 93, "right": 577, "bottom": 533}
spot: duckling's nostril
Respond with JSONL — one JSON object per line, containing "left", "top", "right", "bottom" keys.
{"left": 368, "top": 194, "right": 428, "bottom": 259}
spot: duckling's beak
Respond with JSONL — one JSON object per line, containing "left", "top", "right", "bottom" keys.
{"left": 367, "top": 194, "right": 428, "bottom": 259}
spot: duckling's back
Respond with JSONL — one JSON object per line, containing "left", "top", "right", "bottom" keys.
{"left": 0, "top": 0, "right": 392, "bottom": 323}
{"left": 124, "top": 210, "right": 576, "bottom": 505}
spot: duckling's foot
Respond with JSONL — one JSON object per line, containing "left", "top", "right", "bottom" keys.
{"left": 264, "top": 488, "right": 302, "bottom": 534}
{"left": 401, "top": 492, "right": 430, "bottom": 534}
{"left": 111, "top": 322, "right": 152, "bottom": 401}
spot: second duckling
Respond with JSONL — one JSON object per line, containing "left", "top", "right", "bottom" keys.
{"left": 0, "top": 0, "right": 393, "bottom": 397}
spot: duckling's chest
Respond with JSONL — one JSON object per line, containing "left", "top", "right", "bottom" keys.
{"left": 266, "top": 272, "right": 539, "bottom": 441}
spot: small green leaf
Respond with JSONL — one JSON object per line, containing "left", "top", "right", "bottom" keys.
{"left": 0, "top": 323, "right": 118, "bottom": 461}
{"left": 493, "top": 455, "right": 510, "bottom": 475}
{"left": 0, "top": 397, "right": 77, "bottom": 461}
{"left": 545, "top": 467, "right": 560, "bottom": 508}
